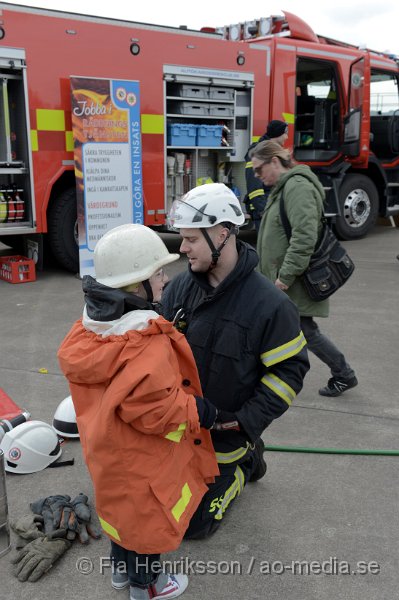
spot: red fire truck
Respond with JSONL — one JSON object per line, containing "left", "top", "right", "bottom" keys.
{"left": 0, "top": 4, "right": 398, "bottom": 272}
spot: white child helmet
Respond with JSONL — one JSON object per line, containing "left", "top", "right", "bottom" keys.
{"left": 168, "top": 183, "right": 245, "bottom": 229}
{"left": 0, "top": 420, "right": 62, "bottom": 474}
{"left": 53, "top": 396, "right": 79, "bottom": 438}
{"left": 94, "top": 223, "right": 180, "bottom": 288}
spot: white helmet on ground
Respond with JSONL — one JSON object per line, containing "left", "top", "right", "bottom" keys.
{"left": 0, "top": 420, "right": 62, "bottom": 474}
{"left": 168, "top": 183, "right": 245, "bottom": 229}
{"left": 94, "top": 223, "right": 180, "bottom": 289}
{"left": 53, "top": 396, "right": 79, "bottom": 438}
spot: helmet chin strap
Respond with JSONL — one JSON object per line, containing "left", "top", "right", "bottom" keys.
{"left": 142, "top": 279, "right": 154, "bottom": 303}
{"left": 201, "top": 224, "right": 237, "bottom": 270}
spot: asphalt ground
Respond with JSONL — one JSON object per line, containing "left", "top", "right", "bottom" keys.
{"left": 0, "top": 224, "right": 398, "bottom": 600}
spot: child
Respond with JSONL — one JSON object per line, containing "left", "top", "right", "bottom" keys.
{"left": 58, "top": 224, "right": 219, "bottom": 600}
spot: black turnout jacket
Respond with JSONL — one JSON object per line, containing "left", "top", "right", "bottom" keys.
{"left": 162, "top": 241, "right": 309, "bottom": 464}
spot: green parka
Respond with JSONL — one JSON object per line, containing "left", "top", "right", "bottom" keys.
{"left": 257, "top": 164, "right": 329, "bottom": 318}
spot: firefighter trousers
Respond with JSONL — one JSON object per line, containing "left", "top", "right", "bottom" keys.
{"left": 184, "top": 443, "right": 261, "bottom": 540}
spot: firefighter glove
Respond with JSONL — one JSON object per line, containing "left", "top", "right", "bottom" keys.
{"left": 30, "top": 494, "right": 72, "bottom": 538}
{"left": 10, "top": 536, "right": 71, "bottom": 582}
{"left": 10, "top": 514, "right": 45, "bottom": 549}
{"left": 212, "top": 410, "right": 241, "bottom": 431}
{"left": 71, "top": 493, "right": 102, "bottom": 544}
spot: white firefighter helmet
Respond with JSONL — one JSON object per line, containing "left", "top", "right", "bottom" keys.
{"left": 0, "top": 420, "right": 62, "bottom": 474}
{"left": 168, "top": 183, "right": 245, "bottom": 229}
{"left": 94, "top": 223, "right": 180, "bottom": 288}
{"left": 53, "top": 395, "right": 79, "bottom": 438}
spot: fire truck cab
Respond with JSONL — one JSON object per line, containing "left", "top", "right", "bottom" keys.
{"left": 0, "top": 5, "right": 398, "bottom": 272}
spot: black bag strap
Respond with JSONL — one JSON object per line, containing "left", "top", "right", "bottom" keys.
{"left": 279, "top": 193, "right": 292, "bottom": 240}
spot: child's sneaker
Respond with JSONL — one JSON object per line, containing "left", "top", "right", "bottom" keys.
{"left": 130, "top": 574, "right": 188, "bottom": 600}
{"left": 111, "top": 569, "right": 129, "bottom": 590}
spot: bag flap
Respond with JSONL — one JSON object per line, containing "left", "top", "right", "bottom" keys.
{"left": 305, "top": 265, "right": 332, "bottom": 284}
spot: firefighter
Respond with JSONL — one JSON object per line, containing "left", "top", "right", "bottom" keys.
{"left": 58, "top": 224, "right": 219, "bottom": 600}
{"left": 244, "top": 119, "right": 288, "bottom": 231}
{"left": 163, "top": 183, "right": 309, "bottom": 539}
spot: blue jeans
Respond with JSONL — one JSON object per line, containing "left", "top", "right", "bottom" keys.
{"left": 300, "top": 316, "right": 355, "bottom": 379}
{"left": 111, "top": 541, "right": 167, "bottom": 591}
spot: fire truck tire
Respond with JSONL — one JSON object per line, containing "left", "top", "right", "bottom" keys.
{"left": 334, "top": 174, "right": 379, "bottom": 240}
{"left": 47, "top": 188, "right": 79, "bottom": 273}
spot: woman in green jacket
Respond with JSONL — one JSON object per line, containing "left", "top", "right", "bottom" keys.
{"left": 252, "top": 140, "right": 357, "bottom": 397}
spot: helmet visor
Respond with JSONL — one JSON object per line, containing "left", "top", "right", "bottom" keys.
{"left": 167, "top": 198, "right": 217, "bottom": 230}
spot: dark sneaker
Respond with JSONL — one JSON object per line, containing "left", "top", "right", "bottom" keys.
{"left": 249, "top": 438, "right": 267, "bottom": 482}
{"left": 319, "top": 376, "right": 358, "bottom": 397}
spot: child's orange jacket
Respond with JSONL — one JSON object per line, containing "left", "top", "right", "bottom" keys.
{"left": 58, "top": 312, "right": 219, "bottom": 553}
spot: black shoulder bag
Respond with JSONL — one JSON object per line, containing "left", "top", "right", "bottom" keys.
{"left": 279, "top": 195, "right": 355, "bottom": 302}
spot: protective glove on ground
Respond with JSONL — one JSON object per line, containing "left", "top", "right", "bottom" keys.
{"left": 10, "top": 514, "right": 45, "bottom": 549}
{"left": 10, "top": 536, "right": 71, "bottom": 582}
{"left": 29, "top": 493, "right": 102, "bottom": 544}
{"left": 70, "top": 493, "right": 102, "bottom": 544}
{"left": 30, "top": 494, "right": 72, "bottom": 538}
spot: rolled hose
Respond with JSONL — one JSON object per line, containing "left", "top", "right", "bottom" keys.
{"left": 263, "top": 444, "right": 399, "bottom": 456}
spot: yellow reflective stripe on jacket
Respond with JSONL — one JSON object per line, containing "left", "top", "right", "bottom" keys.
{"left": 216, "top": 443, "right": 250, "bottom": 465}
{"left": 248, "top": 189, "right": 264, "bottom": 200}
{"left": 245, "top": 161, "right": 253, "bottom": 168}
{"left": 172, "top": 483, "right": 192, "bottom": 522}
{"left": 261, "top": 372, "right": 296, "bottom": 406}
{"left": 214, "top": 466, "right": 245, "bottom": 520}
{"left": 261, "top": 331, "right": 307, "bottom": 367}
{"left": 165, "top": 423, "right": 187, "bottom": 443}
{"left": 99, "top": 516, "right": 121, "bottom": 541}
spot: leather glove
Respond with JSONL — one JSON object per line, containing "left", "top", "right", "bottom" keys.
{"left": 10, "top": 514, "right": 45, "bottom": 549}
{"left": 194, "top": 396, "right": 218, "bottom": 429}
{"left": 211, "top": 410, "right": 241, "bottom": 431}
{"left": 30, "top": 493, "right": 102, "bottom": 544}
{"left": 10, "top": 537, "right": 71, "bottom": 582}
{"left": 70, "top": 493, "right": 102, "bottom": 544}
{"left": 30, "top": 495, "right": 72, "bottom": 538}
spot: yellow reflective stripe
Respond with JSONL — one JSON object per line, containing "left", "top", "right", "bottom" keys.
{"left": 165, "top": 423, "right": 187, "bottom": 443}
{"left": 252, "top": 135, "right": 260, "bottom": 143}
{"left": 65, "top": 131, "right": 74, "bottom": 152}
{"left": 3, "top": 85, "right": 10, "bottom": 136}
{"left": 141, "top": 114, "right": 164, "bottom": 134}
{"left": 171, "top": 482, "right": 192, "bottom": 522}
{"left": 249, "top": 189, "right": 264, "bottom": 200}
{"left": 99, "top": 516, "right": 121, "bottom": 541}
{"left": 245, "top": 161, "right": 253, "bottom": 168}
{"left": 261, "top": 331, "right": 307, "bottom": 367}
{"left": 214, "top": 466, "right": 245, "bottom": 520}
{"left": 262, "top": 372, "right": 296, "bottom": 406}
{"left": 37, "top": 109, "right": 65, "bottom": 131}
{"left": 216, "top": 443, "right": 250, "bottom": 465}
{"left": 31, "top": 130, "right": 38, "bottom": 152}
{"left": 282, "top": 112, "right": 295, "bottom": 124}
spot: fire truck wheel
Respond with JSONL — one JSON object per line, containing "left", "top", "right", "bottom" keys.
{"left": 334, "top": 174, "right": 379, "bottom": 240}
{"left": 47, "top": 187, "right": 79, "bottom": 273}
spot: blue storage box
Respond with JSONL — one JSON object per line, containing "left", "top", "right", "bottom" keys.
{"left": 196, "top": 125, "right": 223, "bottom": 147}
{"left": 167, "top": 123, "right": 197, "bottom": 146}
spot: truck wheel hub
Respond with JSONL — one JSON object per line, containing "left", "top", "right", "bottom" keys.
{"left": 343, "top": 189, "right": 371, "bottom": 227}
